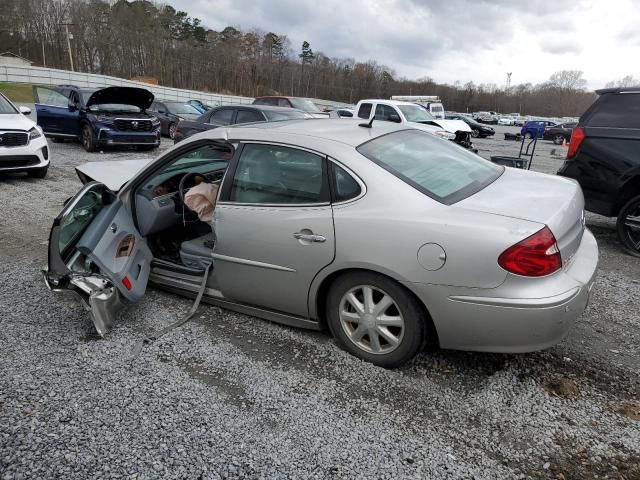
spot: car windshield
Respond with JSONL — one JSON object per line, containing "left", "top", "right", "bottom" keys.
{"left": 397, "top": 105, "right": 435, "bottom": 123}
{"left": 357, "top": 129, "right": 503, "bottom": 205}
{"left": 167, "top": 103, "right": 201, "bottom": 115}
{"left": 0, "top": 95, "right": 18, "bottom": 114}
{"left": 263, "top": 109, "right": 307, "bottom": 121}
{"left": 289, "top": 98, "right": 321, "bottom": 112}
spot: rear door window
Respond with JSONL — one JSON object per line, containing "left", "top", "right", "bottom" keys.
{"left": 357, "top": 129, "right": 502, "bottom": 205}
{"left": 330, "top": 163, "right": 361, "bottom": 202}
{"left": 210, "top": 108, "right": 234, "bottom": 125}
{"left": 357, "top": 103, "right": 372, "bottom": 119}
{"left": 584, "top": 93, "right": 640, "bottom": 128}
{"left": 235, "top": 109, "right": 264, "bottom": 124}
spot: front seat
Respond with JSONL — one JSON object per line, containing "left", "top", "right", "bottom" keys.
{"left": 180, "top": 232, "right": 215, "bottom": 270}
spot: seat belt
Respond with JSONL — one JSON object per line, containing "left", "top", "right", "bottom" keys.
{"left": 131, "top": 261, "right": 213, "bottom": 359}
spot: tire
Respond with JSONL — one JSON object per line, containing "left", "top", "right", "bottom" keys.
{"left": 325, "top": 271, "right": 428, "bottom": 368}
{"left": 553, "top": 134, "right": 565, "bottom": 145}
{"left": 168, "top": 122, "right": 177, "bottom": 140}
{"left": 82, "top": 124, "right": 96, "bottom": 152}
{"left": 616, "top": 194, "right": 640, "bottom": 257}
{"left": 471, "top": 128, "right": 480, "bottom": 138}
{"left": 524, "top": 132, "right": 533, "bottom": 139}
{"left": 28, "top": 166, "right": 48, "bottom": 178}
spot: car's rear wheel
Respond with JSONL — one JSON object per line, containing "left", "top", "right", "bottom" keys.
{"left": 82, "top": 125, "right": 96, "bottom": 152}
{"left": 616, "top": 194, "right": 640, "bottom": 257}
{"left": 28, "top": 166, "right": 48, "bottom": 179}
{"left": 326, "top": 272, "right": 427, "bottom": 368}
{"left": 553, "top": 134, "right": 565, "bottom": 145}
{"left": 168, "top": 122, "right": 177, "bottom": 139}
{"left": 471, "top": 128, "right": 480, "bottom": 138}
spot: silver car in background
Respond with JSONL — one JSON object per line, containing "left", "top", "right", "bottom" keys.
{"left": 43, "top": 119, "right": 598, "bottom": 367}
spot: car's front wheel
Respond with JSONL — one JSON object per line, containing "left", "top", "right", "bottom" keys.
{"left": 82, "top": 124, "right": 96, "bottom": 152}
{"left": 553, "top": 134, "right": 565, "bottom": 145}
{"left": 168, "top": 122, "right": 177, "bottom": 139}
{"left": 616, "top": 194, "right": 640, "bottom": 257}
{"left": 326, "top": 272, "right": 427, "bottom": 368}
{"left": 471, "top": 128, "right": 480, "bottom": 138}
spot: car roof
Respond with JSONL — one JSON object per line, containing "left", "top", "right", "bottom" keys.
{"left": 595, "top": 87, "right": 640, "bottom": 95}
{"left": 359, "top": 99, "right": 417, "bottom": 107}
{"left": 218, "top": 118, "right": 408, "bottom": 147}
{"left": 221, "top": 105, "right": 304, "bottom": 112}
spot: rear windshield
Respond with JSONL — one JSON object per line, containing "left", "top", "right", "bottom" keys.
{"left": 398, "top": 105, "right": 435, "bottom": 122}
{"left": 357, "top": 129, "right": 503, "bottom": 205}
{"left": 584, "top": 93, "right": 640, "bottom": 128}
{"left": 289, "top": 98, "right": 321, "bottom": 112}
{"left": 166, "top": 103, "right": 201, "bottom": 115}
{"left": 263, "top": 109, "right": 307, "bottom": 121}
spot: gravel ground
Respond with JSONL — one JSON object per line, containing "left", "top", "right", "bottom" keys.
{"left": 1, "top": 127, "right": 639, "bottom": 479}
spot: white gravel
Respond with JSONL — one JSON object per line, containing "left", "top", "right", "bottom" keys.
{"left": 1, "top": 134, "right": 639, "bottom": 479}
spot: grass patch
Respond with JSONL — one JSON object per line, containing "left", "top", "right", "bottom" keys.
{"left": 0, "top": 82, "right": 33, "bottom": 103}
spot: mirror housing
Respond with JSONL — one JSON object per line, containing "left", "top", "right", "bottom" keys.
{"left": 388, "top": 113, "right": 401, "bottom": 123}
{"left": 19, "top": 105, "right": 31, "bottom": 115}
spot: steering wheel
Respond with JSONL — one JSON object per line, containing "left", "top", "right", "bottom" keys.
{"left": 178, "top": 171, "right": 209, "bottom": 206}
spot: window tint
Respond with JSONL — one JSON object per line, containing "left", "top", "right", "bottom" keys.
{"left": 357, "top": 129, "right": 502, "bottom": 205}
{"left": 34, "top": 86, "right": 68, "bottom": 107}
{"left": 331, "top": 163, "right": 361, "bottom": 202}
{"left": 586, "top": 94, "right": 640, "bottom": 128}
{"left": 210, "top": 108, "right": 234, "bottom": 125}
{"left": 235, "top": 109, "right": 264, "bottom": 124}
{"left": 374, "top": 104, "right": 399, "bottom": 122}
{"left": 230, "top": 144, "right": 326, "bottom": 204}
{"left": 277, "top": 98, "right": 291, "bottom": 107}
{"left": 357, "top": 103, "right": 372, "bottom": 119}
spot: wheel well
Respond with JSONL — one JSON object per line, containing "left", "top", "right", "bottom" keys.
{"left": 616, "top": 176, "right": 640, "bottom": 215}
{"left": 314, "top": 268, "right": 440, "bottom": 348}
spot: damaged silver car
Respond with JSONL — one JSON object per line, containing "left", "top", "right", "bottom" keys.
{"left": 44, "top": 119, "right": 598, "bottom": 367}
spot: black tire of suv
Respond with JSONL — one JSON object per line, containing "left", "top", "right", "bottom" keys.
{"left": 616, "top": 194, "right": 640, "bottom": 257}
{"left": 325, "top": 271, "right": 427, "bottom": 368}
{"left": 82, "top": 124, "right": 96, "bottom": 152}
{"left": 28, "top": 167, "right": 48, "bottom": 179}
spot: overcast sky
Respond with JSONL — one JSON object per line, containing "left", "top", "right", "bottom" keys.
{"left": 180, "top": 0, "right": 640, "bottom": 89}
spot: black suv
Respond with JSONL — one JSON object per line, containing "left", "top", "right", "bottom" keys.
{"left": 558, "top": 87, "right": 640, "bottom": 256}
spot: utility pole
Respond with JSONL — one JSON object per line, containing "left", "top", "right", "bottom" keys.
{"left": 62, "top": 22, "right": 74, "bottom": 71}
{"left": 505, "top": 72, "right": 512, "bottom": 93}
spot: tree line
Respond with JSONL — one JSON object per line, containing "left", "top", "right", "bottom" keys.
{"left": 1, "top": 0, "right": 636, "bottom": 116}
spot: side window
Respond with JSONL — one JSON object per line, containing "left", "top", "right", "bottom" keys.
{"left": 277, "top": 98, "right": 290, "bottom": 107}
{"left": 210, "top": 108, "right": 234, "bottom": 125}
{"left": 374, "top": 104, "right": 398, "bottom": 121}
{"left": 229, "top": 144, "right": 327, "bottom": 204}
{"left": 357, "top": 103, "right": 372, "bottom": 119}
{"left": 235, "top": 110, "right": 264, "bottom": 124}
{"left": 34, "top": 86, "right": 68, "bottom": 107}
{"left": 253, "top": 98, "right": 267, "bottom": 105}
{"left": 331, "top": 163, "right": 361, "bottom": 202}
{"left": 69, "top": 91, "right": 80, "bottom": 105}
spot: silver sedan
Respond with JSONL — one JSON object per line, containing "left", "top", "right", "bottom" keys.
{"left": 43, "top": 119, "right": 598, "bottom": 367}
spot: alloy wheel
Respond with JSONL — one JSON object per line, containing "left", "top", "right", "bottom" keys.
{"left": 338, "top": 285, "right": 405, "bottom": 355}
{"left": 83, "top": 127, "right": 91, "bottom": 148}
{"left": 169, "top": 123, "right": 177, "bottom": 139}
{"left": 553, "top": 134, "right": 564, "bottom": 145}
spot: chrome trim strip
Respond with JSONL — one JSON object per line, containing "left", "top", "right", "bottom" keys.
{"left": 449, "top": 287, "right": 580, "bottom": 309}
{"left": 216, "top": 202, "right": 330, "bottom": 208}
{"left": 211, "top": 253, "right": 296, "bottom": 272}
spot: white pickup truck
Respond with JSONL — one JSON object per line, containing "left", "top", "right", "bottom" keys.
{"left": 353, "top": 99, "right": 475, "bottom": 150}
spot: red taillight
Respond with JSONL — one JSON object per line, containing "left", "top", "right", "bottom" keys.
{"left": 122, "top": 276, "right": 132, "bottom": 290}
{"left": 498, "top": 226, "right": 562, "bottom": 277}
{"left": 566, "top": 127, "right": 584, "bottom": 159}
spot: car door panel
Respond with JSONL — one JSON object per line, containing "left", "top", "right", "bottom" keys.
{"left": 32, "top": 85, "right": 75, "bottom": 135}
{"left": 213, "top": 204, "right": 335, "bottom": 316}
{"left": 44, "top": 182, "right": 152, "bottom": 335}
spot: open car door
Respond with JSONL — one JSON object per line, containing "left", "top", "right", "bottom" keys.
{"left": 43, "top": 182, "right": 152, "bottom": 335}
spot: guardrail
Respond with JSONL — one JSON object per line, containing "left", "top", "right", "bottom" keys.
{"left": 0, "top": 65, "right": 254, "bottom": 105}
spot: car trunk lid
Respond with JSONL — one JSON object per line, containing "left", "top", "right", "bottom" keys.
{"left": 456, "top": 167, "right": 585, "bottom": 264}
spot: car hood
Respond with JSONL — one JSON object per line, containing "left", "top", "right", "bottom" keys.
{"left": 410, "top": 119, "right": 471, "bottom": 133}
{"left": 75, "top": 159, "right": 153, "bottom": 192}
{"left": 0, "top": 113, "right": 36, "bottom": 131}
{"left": 85, "top": 87, "right": 154, "bottom": 111}
{"left": 457, "top": 167, "right": 585, "bottom": 261}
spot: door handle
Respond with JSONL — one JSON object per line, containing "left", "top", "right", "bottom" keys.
{"left": 293, "top": 232, "right": 326, "bottom": 243}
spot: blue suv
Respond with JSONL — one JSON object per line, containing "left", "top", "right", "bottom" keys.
{"left": 33, "top": 85, "right": 161, "bottom": 152}
{"left": 520, "top": 120, "right": 557, "bottom": 139}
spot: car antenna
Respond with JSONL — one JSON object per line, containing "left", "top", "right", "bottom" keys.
{"left": 358, "top": 117, "right": 374, "bottom": 128}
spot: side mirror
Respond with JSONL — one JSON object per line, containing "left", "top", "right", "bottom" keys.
{"left": 68, "top": 102, "right": 77, "bottom": 112}
{"left": 388, "top": 113, "right": 401, "bottom": 123}
{"left": 19, "top": 105, "right": 31, "bottom": 115}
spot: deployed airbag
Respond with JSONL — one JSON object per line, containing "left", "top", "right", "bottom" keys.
{"left": 184, "top": 183, "right": 219, "bottom": 223}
